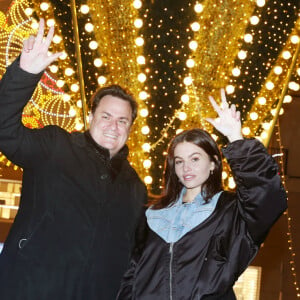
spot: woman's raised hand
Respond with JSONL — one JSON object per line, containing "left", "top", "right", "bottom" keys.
{"left": 206, "top": 89, "right": 243, "bottom": 143}
{"left": 20, "top": 18, "right": 63, "bottom": 74}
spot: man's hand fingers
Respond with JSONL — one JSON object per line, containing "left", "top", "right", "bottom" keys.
{"left": 44, "top": 26, "right": 55, "bottom": 50}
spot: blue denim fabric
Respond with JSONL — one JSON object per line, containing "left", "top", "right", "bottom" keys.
{"left": 146, "top": 190, "right": 222, "bottom": 243}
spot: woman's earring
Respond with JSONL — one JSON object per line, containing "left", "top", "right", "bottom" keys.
{"left": 210, "top": 170, "right": 214, "bottom": 175}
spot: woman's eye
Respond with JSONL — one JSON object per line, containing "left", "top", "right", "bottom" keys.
{"left": 192, "top": 157, "right": 200, "bottom": 162}
{"left": 175, "top": 160, "right": 182, "bottom": 165}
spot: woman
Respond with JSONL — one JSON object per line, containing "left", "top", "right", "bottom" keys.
{"left": 117, "top": 90, "right": 287, "bottom": 299}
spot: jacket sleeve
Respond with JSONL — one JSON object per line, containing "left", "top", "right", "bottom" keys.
{"left": 222, "top": 138, "right": 287, "bottom": 244}
{"left": 0, "top": 57, "right": 57, "bottom": 168}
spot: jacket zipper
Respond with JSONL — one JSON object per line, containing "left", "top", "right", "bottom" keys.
{"left": 169, "top": 242, "right": 174, "bottom": 300}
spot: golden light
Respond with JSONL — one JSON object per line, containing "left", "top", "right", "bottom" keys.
{"left": 142, "top": 143, "right": 151, "bottom": 152}
{"left": 291, "top": 35, "right": 299, "bottom": 44}
{"left": 191, "top": 22, "right": 200, "bottom": 31}
{"left": 282, "top": 51, "right": 292, "bottom": 60}
{"left": 250, "top": 112, "right": 258, "bottom": 120}
{"left": 141, "top": 126, "right": 150, "bottom": 135}
{"left": 76, "top": 100, "right": 82, "bottom": 108}
{"left": 135, "top": 37, "right": 144, "bottom": 46}
{"left": 133, "top": 0, "right": 142, "bottom": 9}
{"left": 194, "top": 3, "right": 204, "bottom": 13}
{"left": 144, "top": 176, "right": 153, "bottom": 185}
{"left": 244, "top": 33, "right": 253, "bottom": 43}
{"left": 222, "top": 171, "right": 228, "bottom": 180}
{"left": 242, "top": 127, "right": 251, "bottom": 135}
{"left": 40, "top": 2, "right": 49, "bottom": 11}
{"left": 69, "top": 107, "right": 76, "bottom": 117}
{"left": 134, "top": 19, "right": 143, "bottom": 28}
{"left": 265, "top": 81, "right": 274, "bottom": 90}
{"left": 283, "top": 95, "right": 292, "bottom": 103}
{"left": 228, "top": 177, "right": 236, "bottom": 189}
{"left": 75, "top": 122, "right": 84, "bottom": 131}
{"left": 262, "top": 122, "right": 271, "bottom": 130}
{"left": 232, "top": 67, "right": 241, "bottom": 77}
{"left": 183, "top": 76, "right": 193, "bottom": 86}
{"left": 94, "top": 58, "right": 103, "bottom": 67}
{"left": 85, "top": 23, "right": 94, "bottom": 32}
{"left": 139, "top": 91, "right": 148, "bottom": 100}
{"left": 274, "top": 66, "right": 283, "bottom": 75}
{"left": 97, "top": 76, "right": 107, "bottom": 85}
{"left": 25, "top": 8, "right": 33, "bottom": 16}
{"left": 137, "top": 73, "right": 147, "bottom": 82}
{"left": 256, "top": 0, "right": 266, "bottom": 7}
{"left": 250, "top": 16, "right": 260, "bottom": 25}
{"left": 176, "top": 128, "right": 183, "bottom": 134}
{"left": 80, "top": 4, "right": 90, "bottom": 14}
{"left": 53, "top": 35, "right": 62, "bottom": 44}
{"left": 65, "top": 68, "right": 74, "bottom": 76}
{"left": 189, "top": 40, "right": 198, "bottom": 51}
{"left": 260, "top": 131, "right": 268, "bottom": 139}
{"left": 238, "top": 50, "right": 247, "bottom": 60}
{"left": 49, "top": 65, "right": 58, "bottom": 73}
{"left": 137, "top": 55, "right": 146, "bottom": 64}
{"left": 89, "top": 41, "right": 98, "bottom": 50}
{"left": 59, "top": 52, "right": 67, "bottom": 60}
{"left": 288, "top": 81, "right": 300, "bottom": 91}
{"left": 57, "top": 80, "right": 65, "bottom": 88}
{"left": 71, "top": 84, "right": 79, "bottom": 92}
{"left": 178, "top": 112, "right": 187, "bottom": 120}
{"left": 140, "top": 108, "right": 149, "bottom": 117}
{"left": 31, "top": 21, "right": 39, "bottom": 30}
{"left": 181, "top": 94, "right": 190, "bottom": 103}
{"left": 186, "top": 58, "right": 195, "bottom": 68}
{"left": 225, "top": 85, "right": 235, "bottom": 94}
{"left": 143, "top": 159, "right": 152, "bottom": 169}
{"left": 258, "top": 96, "right": 266, "bottom": 105}
{"left": 63, "top": 94, "right": 71, "bottom": 102}
{"left": 46, "top": 19, "right": 55, "bottom": 27}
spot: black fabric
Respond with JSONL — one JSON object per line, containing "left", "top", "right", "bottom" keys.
{"left": 117, "top": 139, "right": 287, "bottom": 300}
{"left": 0, "top": 58, "right": 147, "bottom": 300}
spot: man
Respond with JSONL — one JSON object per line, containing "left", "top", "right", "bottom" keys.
{"left": 0, "top": 19, "right": 147, "bottom": 299}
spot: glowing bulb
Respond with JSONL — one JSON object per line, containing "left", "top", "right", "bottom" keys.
{"left": 69, "top": 108, "right": 76, "bottom": 117}
{"left": 225, "top": 85, "right": 235, "bottom": 94}
{"left": 238, "top": 50, "right": 247, "bottom": 60}
{"left": 31, "top": 21, "right": 39, "bottom": 30}
{"left": 258, "top": 97, "right": 266, "bottom": 105}
{"left": 134, "top": 19, "right": 143, "bottom": 28}
{"left": 262, "top": 122, "right": 271, "bottom": 130}
{"left": 137, "top": 55, "right": 146, "bottom": 64}
{"left": 178, "top": 112, "right": 187, "bottom": 120}
{"left": 142, "top": 143, "right": 151, "bottom": 152}
{"left": 77, "top": 100, "right": 82, "bottom": 108}
{"left": 140, "top": 108, "right": 149, "bottom": 117}
{"left": 80, "top": 4, "right": 89, "bottom": 14}
{"left": 176, "top": 129, "right": 183, "bottom": 135}
{"left": 59, "top": 52, "right": 67, "bottom": 60}
{"left": 266, "top": 81, "right": 274, "bottom": 90}
{"left": 133, "top": 0, "right": 142, "bottom": 9}
{"left": 25, "top": 8, "right": 33, "bottom": 16}
{"left": 75, "top": 122, "right": 84, "bottom": 131}
{"left": 291, "top": 35, "right": 299, "bottom": 44}
{"left": 94, "top": 58, "right": 103, "bottom": 67}
{"left": 181, "top": 94, "right": 189, "bottom": 103}
{"left": 89, "top": 41, "right": 98, "bottom": 50}
{"left": 183, "top": 76, "right": 193, "bottom": 86}
{"left": 256, "top": 0, "right": 265, "bottom": 7}
{"left": 47, "top": 19, "right": 55, "bottom": 27}
{"left": 71, "top": 84, "right": 79, "bottom": 92}
{"left": 139, "top": 91, "right": 148, "bottom": 100}
{"left": 97, "top": 76, "right": 107, "bottom": 85}
{"left": 57, "top": 80, "right": 65, "bottom": 88}
{"left": 138, "top": 73, "right": 147, "bottom": 82}
{"left": 53, "top": 35, "right": 62, "bottom": 44}
{"left": 222, "top": 171, "right": 228, "bottom": 180}
{"left": 63, "top": 94, "right": 71, "bottom": 102}
{"left": 250, "top": 112, "right": 258, "bottom": 120}
{"left": 143, "top": 160, "right": 152, "bottom": 169}
{"left": 228, "top": 177, "right": 236, "bottom": 189}
{"left": 232, "top": 67, "right": 241, "bottom": 77}
{"left": 260, "top": 131, "right": 268, "bottom": 139}
{"left": 274, "top": 66, "right": 283, "bottom": 75}
{"left": 141, "top": 126, "right": 150, "bottom": 135}
{"left": 283, "top": 95, "right": 292, "bottom": 103}
{"left": 144, "top": 176, "right": 153, "bottom": 185}
{"left": 186, "top": 59, "right": 195, "bottom": 68}
{"left": 49, "top": 65, "right": 58, "bottom": 73}
{"left": 282, "top": 51, "right": 292, "bottom": 60}
{"left": 85, "top": 23, "right": 94, "bottom": 32}
{"left": 189, "top": 40, "right": 198, "bottom": 51}
{"left": 135, "top": 37, "right": 144, "bottom": 46}
{"left": 242, "top": 127, "right": 251, "bottom": 135}
{"left": 65, "top": 68, "right": 74, "bottom": 76}
{"left": 250, "top": 16, "right": 259, "bottom": 25}
{"left": 191, "top": 22, "right": 200, "bottom": 31}
{"left": 244, "top": 34, "right": 253, "bottom": 43}
{"left": 40, "top": 2, "right": 49, "bottom": 11}
{"left": 194, "top": 3, "right": 204, "bottom": 13}
{"left": 289, "top": 81, "right": 300, "bottom": 91}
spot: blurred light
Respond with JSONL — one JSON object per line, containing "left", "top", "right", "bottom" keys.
{"left": 191, "top": 22, "right": 200, "bottom": 31}
{"left": 135, "top": 37, "right": 144, "bottom": 46}
{"left": 97, "top": 76, "right": 107, "bottom": 85}
{"left": 89, "top": 41, "right": 98, "bottom": 50}
{"left": 265, "top": 81, "right": 274, "bottom": 90}
{"left": 186, "top": 59, "right": 195, "bottom": 68}
{"left": 282, "top": 51, "right": 292, "bottom": 60}
{"left": 139, "top": 91, "right": 148, "bottom": 100}
{"left": 181, "top": 94, "right": 190, "bottom": 103}
{"left": 250, "top": 112, "right": 258, "bottom": 120}
{"left": 189, "top": 40, "right": 198, "bottom": 51}
{"left": 133, "top": 0, "right": 142, "bottom": 9}
{"left": 274, "top": 66, "right": 283, "bottom": 75}
{"left": 250, "top": 16, "right": 259, "bottom": 25}
{"left": 80, "top": 4, "right": 90, "bottom": 14}
{"left": 57, "top": 80, "right": 65, "bottom": 87}
{"left": 137, "top": 55, "right": 146, "bottom": 64}
{"left": 141, "top": 126, "right": 150, "bottom": 135}
{"left": 63, "top": 94, "right": 71, "bottom": 102}
{"left": 244, "top": 34, "right": 253, "bottom": 43}
{"left": 142, "top": 143, "right": 151, "bottom": 152}
{"left": 144, "top": 176, "right": 153, "bottom": 185}
{"left": 283, "top": 95, "right": 292, "bottom": 103}
{"left": 256, "top": 0, "right": 266, "bottom": 7}
{"left": 183, "top": 77, "right": 193, "bottom": 86}
{"left": 143, "top": 159, "right": 152, "bottom": 169}
{"left": 226, "top": 85, "right": 235, "bottom": 94}
{"left": 140, "top": 108, "right": 149, "bottom": 117}
{"left": 94, "top": 58, "right": 103, "bottom": 67}
{"left": 289, "top": 81, "right": 300, "bottom": 91}
{"left": 178, "top": 112, "right": 187, "bottom": 120}
{"left": 138, "top": 73, "right": 147, "bottom": 82}
{"left": 238, "top": 50, "right": 247, "bottom": 60}
{"left": 258, "top": 97, "right": 266, "bottom": 105}
{"left": 134, "top": 19, "right": 143, "bottom": 28}
{"left": 194, "top": 3, "right": 204, "bottom": 13}
{"left": 46, "top": 19, "right": 55, "bottom": 27}
{"left": 40, "top": 2, "right": 49, "bottom": 11}
{"left": 85, "top": 23, "right": 94, "bottom": 32}
{"left": 242, "top": 127, "right": 251, "bottom": 135}
{"left": 232, "top": 67, "right": 241, "bottom": 77}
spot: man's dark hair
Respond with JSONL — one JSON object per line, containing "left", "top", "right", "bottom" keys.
{"left": 90, "top": 84, "right": 138, "bottom": 123}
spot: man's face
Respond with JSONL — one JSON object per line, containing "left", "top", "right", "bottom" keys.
{"left": 89, "top": 95, "right": 133, "bottom": 157}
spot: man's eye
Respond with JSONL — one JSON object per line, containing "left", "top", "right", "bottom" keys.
{"left": 102, "top": 115, "right": 109, "bottom": 120}
{"left": 118, "top": 119, "right": 128, "bottom": 125}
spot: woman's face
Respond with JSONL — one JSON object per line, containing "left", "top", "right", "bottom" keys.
{"left": 174, "top": 141, "right": 215, "bottom": 193}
